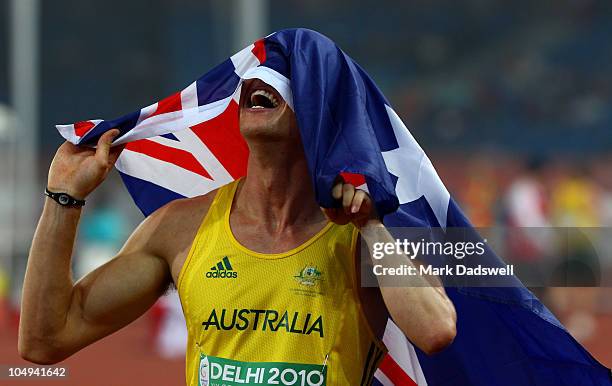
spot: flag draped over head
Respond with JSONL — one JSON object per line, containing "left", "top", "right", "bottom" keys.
{"left": 57, "top": 28, "right": 610, "bottom": 385}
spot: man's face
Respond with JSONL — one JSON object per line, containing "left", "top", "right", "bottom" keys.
{"left": 239, "top": 79, "right": 300, "bottom": 143}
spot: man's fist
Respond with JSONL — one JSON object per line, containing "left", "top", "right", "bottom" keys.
{"left": 47, "top": 129, "right": 124, "bottom": 200}
{"left": 322, "top": 177, "right": 379, "bottom": 228}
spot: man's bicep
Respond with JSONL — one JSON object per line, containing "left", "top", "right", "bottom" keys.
{"left": 60, "top": 216, "right": 172, "bottom": 352}
{"left": 75, "top": 251, "right": 170, "bottom": 325}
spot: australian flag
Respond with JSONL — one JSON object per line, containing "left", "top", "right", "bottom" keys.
{"left": 57, "top": 28, "right": 610, "bottom": 385}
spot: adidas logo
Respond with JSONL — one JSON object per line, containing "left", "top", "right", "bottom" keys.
{"left": 206, "top": 256, "right": 237, "bottom": 279}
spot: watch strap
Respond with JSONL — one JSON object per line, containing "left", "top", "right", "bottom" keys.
{"left": 45, "top": 188, "right": 86, "bottom": 207}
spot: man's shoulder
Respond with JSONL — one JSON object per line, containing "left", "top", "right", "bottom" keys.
{"left": 134, "top": 188, "right": 221, "bottom": 254}
{"left": 150, "top": 188, "right": 220, "bottom": 226}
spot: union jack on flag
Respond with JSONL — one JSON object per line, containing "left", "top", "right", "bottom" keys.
{"left": 57, "top": 29, "right": 610, "bottom": 385}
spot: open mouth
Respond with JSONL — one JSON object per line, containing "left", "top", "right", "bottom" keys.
{"left": 248, "top": 89, "right": 279, "bottom": 109}
{"left": 241, "top": 79, "right": 283, "bottom": 111}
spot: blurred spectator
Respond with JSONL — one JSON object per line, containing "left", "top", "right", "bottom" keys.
{"left": 549, "top": 165, "right": 602, "bottom": 342}
{"left": 500, "top": 157, "right": 553, "bottom": 303}
{"left": 504, "top": 157, "right": 552, "bottom": 260}
{"left": 551, "top": 165, "right": 600, "bottom": 227}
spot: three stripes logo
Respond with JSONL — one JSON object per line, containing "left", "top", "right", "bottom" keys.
{"left": 206, "top": 256, "right": 237, "bottom": 279}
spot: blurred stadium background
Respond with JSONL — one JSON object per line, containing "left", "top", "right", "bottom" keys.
{"left": 0, "top": 0, "right": 610, "bottom": 384}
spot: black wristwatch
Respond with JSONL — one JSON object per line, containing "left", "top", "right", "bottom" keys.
{"left": 44, "top": 188, "right": 86, "bottom": 208}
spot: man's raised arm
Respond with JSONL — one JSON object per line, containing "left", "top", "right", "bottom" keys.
{"left": 323, "top": 178, "right": 457, "bottom": 355}
{"left": 19, "top": 130, "right": 172, "bottom": 364}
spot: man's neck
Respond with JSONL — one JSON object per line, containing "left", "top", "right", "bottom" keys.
{"left": 235, "top": 142, "right": 324, "bottom": 233}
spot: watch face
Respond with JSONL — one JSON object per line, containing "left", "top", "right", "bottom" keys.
{"left": 58, "top": 194, "right": 70, "bottom": 205}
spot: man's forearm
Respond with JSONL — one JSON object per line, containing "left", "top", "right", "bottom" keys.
{"left": 359, "top": 221, "right": 457, "bottom": 354}
{"left": 19, "top": 198, "right": 82, "bottom": 349}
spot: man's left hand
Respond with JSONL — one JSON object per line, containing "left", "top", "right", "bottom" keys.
{"left": 322, "top": 177, "right": 379, "bottom": 228}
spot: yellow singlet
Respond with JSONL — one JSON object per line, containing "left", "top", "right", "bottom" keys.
{"left": 178, "top": 180, "right": 386, "bottom": 386}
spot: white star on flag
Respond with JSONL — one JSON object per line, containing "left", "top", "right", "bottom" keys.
{"left": 382, "top": 106, "right": 450, "bottom": 228}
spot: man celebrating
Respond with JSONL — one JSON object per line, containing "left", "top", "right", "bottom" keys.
{"left": 19, "top": 74, "right": 456, "bottom": 385}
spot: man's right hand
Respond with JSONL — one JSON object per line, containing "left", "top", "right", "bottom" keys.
{"left": 47, "top": 129, "right": 123, "bottom": 199}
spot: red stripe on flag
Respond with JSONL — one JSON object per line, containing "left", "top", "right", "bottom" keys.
{"left": 191, "top": 100, "right": 249, "bottom": 179}
{"left": 340, "top": 172, "right": 366, "bottom": 187}
{"left": 150, "top": 92, "right": 182, "bottom": 117}
{"left": 378, "top": 354, "right": 418, "bottom": 386}
{"left": 252, "top": 38, "right": 266, "bottom": 64}
{"left": 125, "top": 139, "right": 213, "bottom": 180}
{"left": 74, "top": 121, "right": 96, "bottom": 137}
